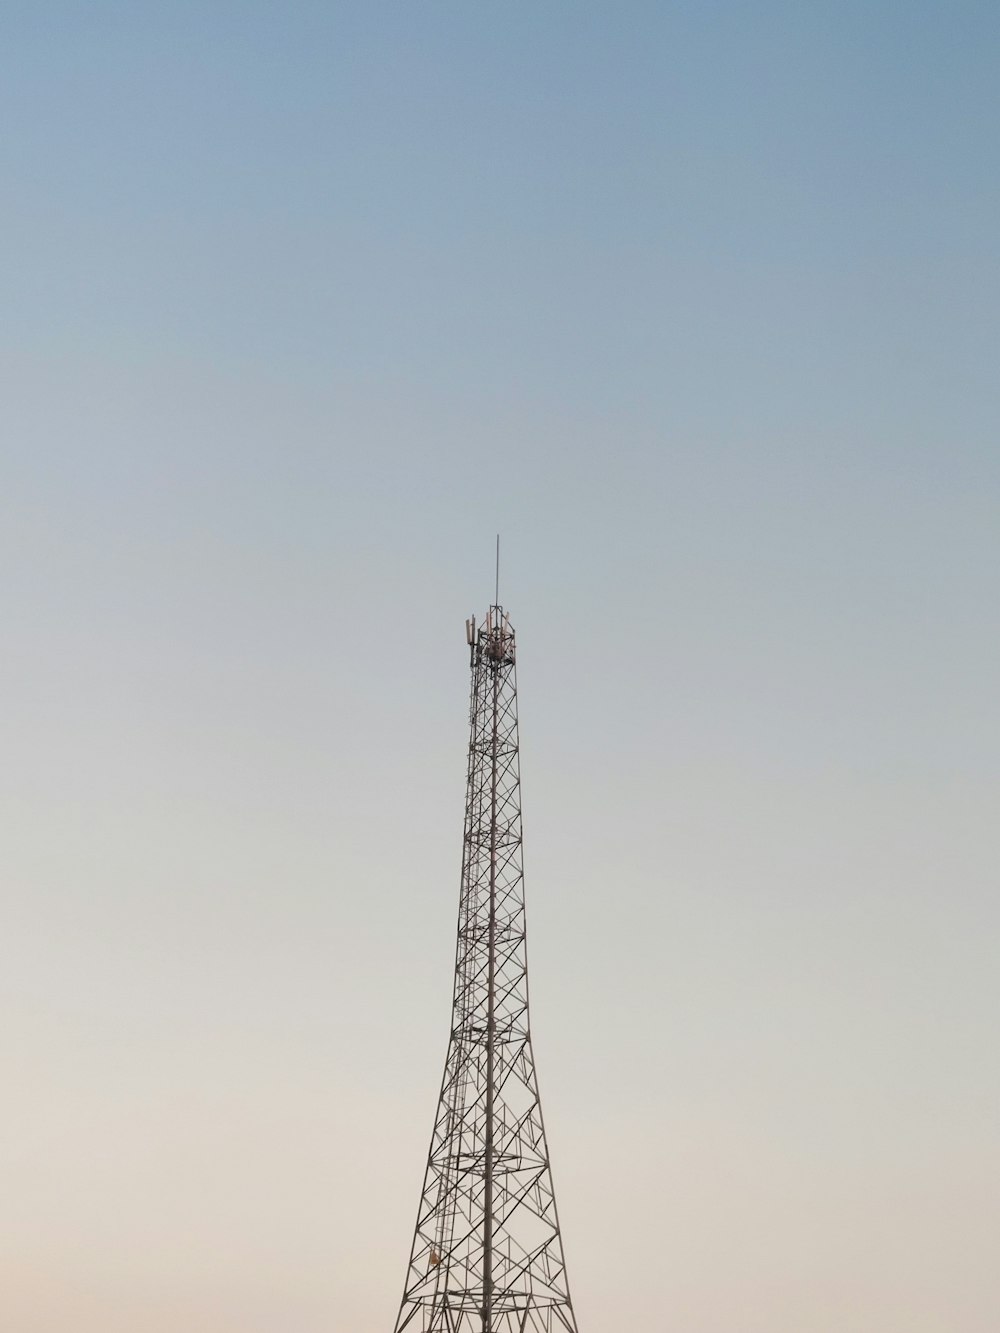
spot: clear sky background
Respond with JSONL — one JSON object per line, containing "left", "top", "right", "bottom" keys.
{"left": 2, "top": 3, "right": 998, "bottom": 1330}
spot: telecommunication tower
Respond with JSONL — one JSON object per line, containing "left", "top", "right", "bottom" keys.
{"left": 391, "top": 602, "right": 581, "bottom": 1333}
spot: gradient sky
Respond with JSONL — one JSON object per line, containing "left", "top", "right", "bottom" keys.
{"left": 3, "top": 4, "right": 998, "bottom": 1331}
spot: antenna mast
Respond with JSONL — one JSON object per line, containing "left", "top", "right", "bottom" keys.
{"left": 391, "top": 597, "right": 580, "bottom": 1333}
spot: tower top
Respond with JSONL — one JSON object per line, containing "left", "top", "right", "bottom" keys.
{"left": 465, "top": 605, "right": 514, "bottom": 669}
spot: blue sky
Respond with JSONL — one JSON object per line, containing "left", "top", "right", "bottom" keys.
{"left": 3, "top": 5, "right": 999, "bottom": 1331}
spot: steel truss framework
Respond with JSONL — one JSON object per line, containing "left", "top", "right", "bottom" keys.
{"left": 392, "top": 606, "right": 580, "bottom": 1333}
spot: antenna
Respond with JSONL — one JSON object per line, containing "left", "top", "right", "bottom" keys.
{"left": 495, "top": 533, "right": 500, "bottom": 606}
{"left": 390, "top": 601, "right": 581, "bottom": 1333}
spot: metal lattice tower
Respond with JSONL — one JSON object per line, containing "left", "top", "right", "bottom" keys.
{"left": 392, "top": 604, "right": 580, "bottom": 1333}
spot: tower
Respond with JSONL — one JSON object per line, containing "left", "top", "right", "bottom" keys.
{"left": 392, "top": 604, "right": 580, "bottom": 1333}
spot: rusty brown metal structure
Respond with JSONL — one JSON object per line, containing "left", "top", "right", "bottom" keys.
{"left": 391, "top": 604, "right": 580, "bottom": 1333}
